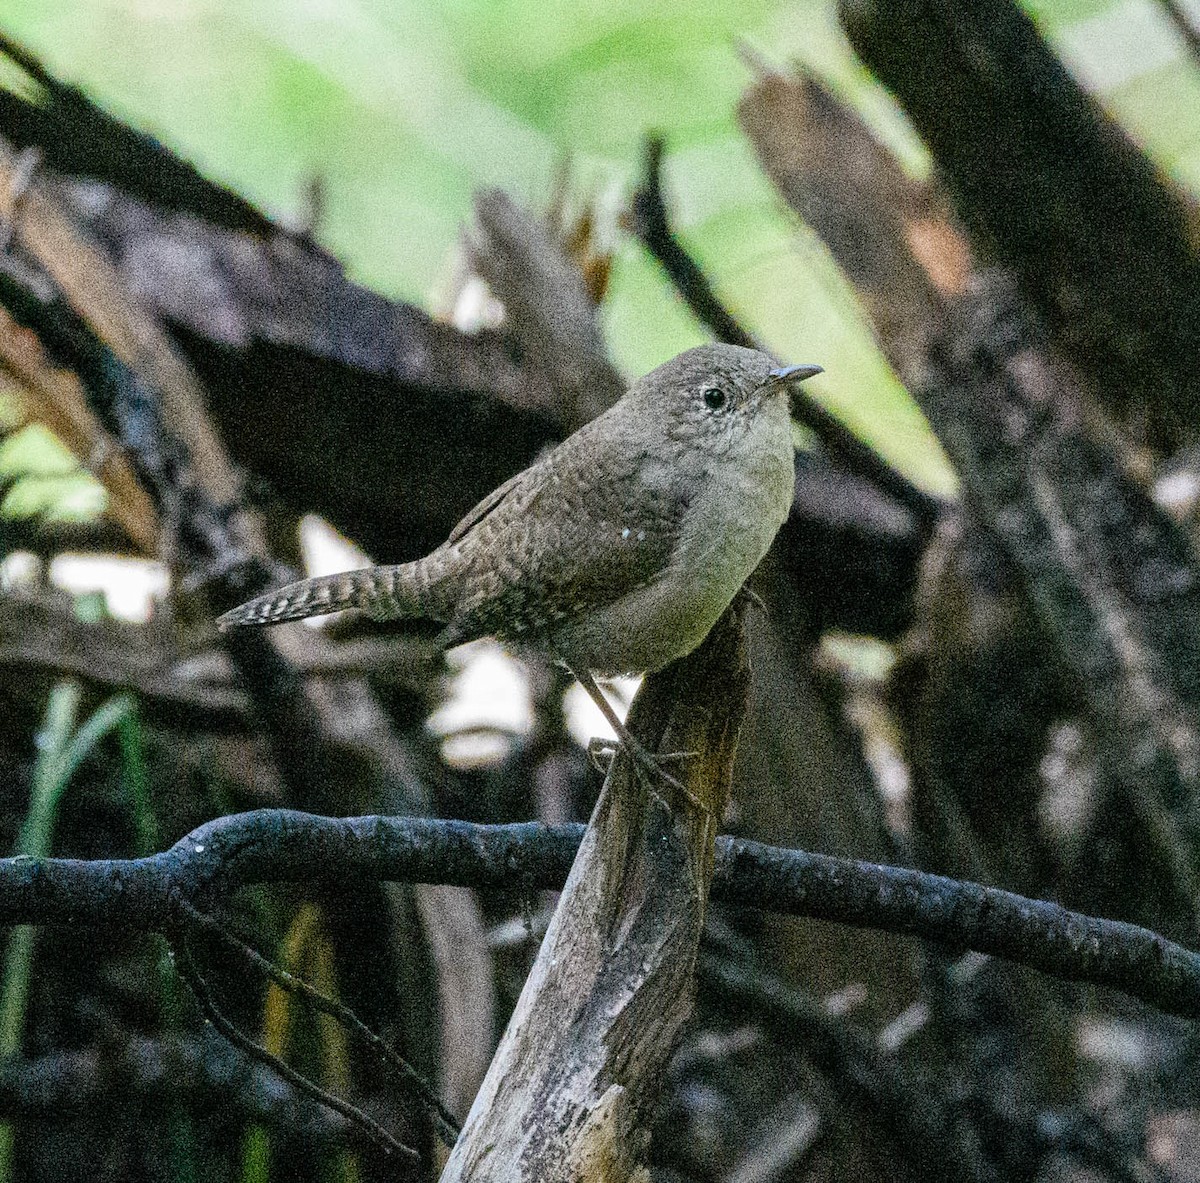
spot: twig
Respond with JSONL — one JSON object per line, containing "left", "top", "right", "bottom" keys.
{"left": 0, "top": 32, "right": 281, "bottom": 237}
{"left": 175, "top": 897, "right": 461, "bottom": 1145}
{"left": 0, "top": 810, "right": 1198, "bottom": 1021}
{"left": 0, "top": 1032, "right": 348, "bottom": 1138}
{"left": 1159, "top": 0, "right": 1200, "bottom": 70}
{"left": 628, "top": 136, "right": 757, "bottom": 350}
{"left": 169, "top": 931, "right": 420, "bottom": 1168}
{"left": 722, "top": 1095, "right": 821, "bottom": 1183}
{"left": 704, "top": 954, "right": 1157, "bottom": 1183}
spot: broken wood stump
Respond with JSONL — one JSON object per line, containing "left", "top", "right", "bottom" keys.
{"left": 440, "top": 602, "right": 750, "bottom": 1181}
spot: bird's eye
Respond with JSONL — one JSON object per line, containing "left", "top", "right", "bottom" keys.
{"left": 703, "top": 387, "right": 728, "bottom": 411}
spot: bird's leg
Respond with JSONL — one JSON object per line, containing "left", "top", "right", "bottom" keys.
{"left": 738, "top": 583, "right": 768, "bottom": 616}
{"left": 561, "top": 660, "right": 701, "bottom": 805}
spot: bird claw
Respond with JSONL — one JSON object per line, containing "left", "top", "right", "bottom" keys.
{"left": 587, "top": 737, "right": 617, "bottom": 775}
{"left": 560, "top": 656, "right": 706, "bottom": 809}
{"left": 586, "top": 736, "right": 704, "bottom": 809}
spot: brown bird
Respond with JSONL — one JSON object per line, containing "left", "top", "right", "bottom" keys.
{"left": 219, "top": 343, "right": 820, "bottom": 784}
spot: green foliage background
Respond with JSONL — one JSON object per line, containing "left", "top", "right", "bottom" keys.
{"left": 2, "top": 0, "right": 1199, "bottom": 508}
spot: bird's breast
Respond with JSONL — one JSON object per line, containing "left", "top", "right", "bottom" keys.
{"left": 545, "top": 408, "right": 794, "bottom": 675}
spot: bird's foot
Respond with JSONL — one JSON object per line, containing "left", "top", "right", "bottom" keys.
{"left": 587, "top": 736, "right": 703, "bottom": 809}
{"left": 587, "top": 737, "right": 695, "bottom": 775}
{"left": 561, "top": 657, "right": 706, "bottom": 811}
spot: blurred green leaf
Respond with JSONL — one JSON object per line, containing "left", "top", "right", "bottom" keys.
{"left": 0, "top": 424, "right": 106, "bottom": 521}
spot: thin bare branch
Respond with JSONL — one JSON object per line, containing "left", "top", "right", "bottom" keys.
{"left": 629, "top": 132, "right": 942, "bottom": 533}
{"left": 170, "top": 934, "right": 420, "bottom": 1168}
{"left": 176, "top": 897, "right": 461, "bottom": 1145}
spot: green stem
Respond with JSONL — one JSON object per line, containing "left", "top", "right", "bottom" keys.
{"left": 0, "top": 684, "right": 136, "bottom": 1182}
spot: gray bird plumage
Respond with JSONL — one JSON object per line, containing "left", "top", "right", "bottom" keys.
{"left": 217, "top": 343, "right": 820, "bottom": 677}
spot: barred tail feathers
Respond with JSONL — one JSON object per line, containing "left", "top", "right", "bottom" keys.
{"left": 216, "top": 563, "right": 430, "bottom": 630}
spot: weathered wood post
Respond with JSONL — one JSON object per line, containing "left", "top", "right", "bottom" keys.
{"left": 440, "top": 602, "right": 749, "bottom": 1181}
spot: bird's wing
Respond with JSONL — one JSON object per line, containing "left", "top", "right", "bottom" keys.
{"left": 438, "top": 439, "right": 688, "bottom": 647}
{"left": 445, "top": 468, "right": 527, "bottom": 545}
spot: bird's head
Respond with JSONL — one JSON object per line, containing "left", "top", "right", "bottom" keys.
{"left": 629, "top": 343, "right": 822, "bottom": 455}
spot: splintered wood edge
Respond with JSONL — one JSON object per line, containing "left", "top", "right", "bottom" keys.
{"left": 439, "top": 603, "right": 750, "bottom": 1182}
{"left": 736, "top": 68, "right": 974, "bottom": 379}
{"left": 0, "top": 135, "right": 250, "bottom": 525}
{"left": 467, "top": 189, "right": 626, "bottom": 429}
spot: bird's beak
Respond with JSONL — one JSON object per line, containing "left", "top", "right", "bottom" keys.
{"left": 751, "top": 363, "right": 823, "bottom": 407}
{"left": 767, "top": 363, "right": 823, "bottom": 385}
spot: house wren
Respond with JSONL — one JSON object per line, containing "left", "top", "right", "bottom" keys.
{"left": 218, "top": 343, "right": 820, "bottom": 767}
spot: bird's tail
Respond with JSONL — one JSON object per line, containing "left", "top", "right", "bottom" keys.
{"left": 216, "top": 563, "right": 429, "bottom": 631}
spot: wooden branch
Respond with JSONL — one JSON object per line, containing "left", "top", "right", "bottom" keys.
{"left": 738, "top": 65, "right": 963, "bottom": 383}
{"left": 839, "top": 0, "right": 1200, "bottom": 453}
{"left": 0, "top": 135, "right": 255, "bottom": 526}
{"left": 467, "top": 189, "right": 626, "bottom": 432}
{"left": 740, "top": 64, "right": 1200, "bottom": 917}
{"left": 703, "top": 957, "right": 995, "bottom": 1183}
{"left": 0, "top": 158, "right": 444, "bottom": 808}
{"left": 703, "top": 956, "right": 1144, "bottom": 1183}
{"left": 0, "top": 32, "right": 279, "bottom": 236}
{"left": 0, "top": 305, "right": 158, "bottom": 551}
{"left": 0, "top": 127, "right": 566, "bottom": 562}
{"left": 0, "top": 595, "right": 244, "bottom": 721}
{"left": 0, "top": 1032, "right": 349, "bottom": 1140}
{"left": 630, "top": 131, "right": 943, "bottom": 535}
{"left": 76, "top": 186, "right": 568, "bottom": 563}
{"left": 920, "top": 277, "right": 1200, "bottom": 917}
{"left": 440, "top": 605, "right": 749, "bottom": 1180}
{"left": 0, "top": 159, "right": 496, "bottom": 1090}
{"left": 0, "top": 594, "right": 438, "bottom": 727}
